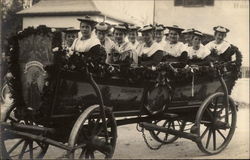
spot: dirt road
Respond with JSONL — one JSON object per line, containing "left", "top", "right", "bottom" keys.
{"left": 43, "top": 105, "right": 249, "bottom": 159}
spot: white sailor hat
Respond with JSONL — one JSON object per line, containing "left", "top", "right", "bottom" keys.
{"left": 113, "top": 23, "right": 128, "bottom": 32}
{"left": 63, "top": 27, "right": 79, "bottom": 33}
{"left": 213, "top": 26, "right": 230, "bottom": 33}
{"left": 155, "top": 24, "right": 166, "bottom": 31}
{"left": 193, "top": 30, "right": 203, "bottom": 37}
{"left": 182, "top": 28, "right": 195, "bottom": 34}
{"left": 77, "top": 15, "right": 97, "bottom": 26}
{"left": 128, "top": 24, "right": 140, "bottom": 31}
{"left": 138, "top": 24, "right": 154, "bottom": 32}
{"left": 166, "top": 25, "right": 184, "bottom": 33}
{"left": 95, "top": 22, "right": 111, "bottom": 32}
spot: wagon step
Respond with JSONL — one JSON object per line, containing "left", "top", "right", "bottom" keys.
{"left": 140, "top": 122, "right": 199, "bottom": 142}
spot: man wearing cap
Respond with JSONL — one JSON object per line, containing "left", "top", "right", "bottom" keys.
{"left": 112, "top": 24, "right": 137, "bottom": 66}
{"left": 95, "top": 22, "right": 116, "bottom": 64}
{"left": 205, "top": 26, "right": 242, "bottom": 64}
{"left": 186, "top": 30, "right": 210, "bottom": 61}
{"left": 127, "top": 24, "right": 140, "bottom": 50}
{"left": 162, "top": 25, "right": 187, "bottom": 61}
{"left": 154, "top": 24, "right": 167, "bottom": 46}
{"left": 136, "top": 25, "right": 164, "bottom": 67}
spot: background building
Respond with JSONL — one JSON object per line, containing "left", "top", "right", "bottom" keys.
{"left": 18, "top": 0, "right": 134, "bottom": 29}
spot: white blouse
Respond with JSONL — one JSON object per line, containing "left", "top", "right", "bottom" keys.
{"left": 163, "top": 41, "right": 186, "bottom": 57}
{"left": 137, "top": 42, "right": 164, "bottom": 57}
{"left": 205, "top": 40, "right": 230, "bottom": 55}
{"left": 71, "top": 36, "right": 100, "bottom": 52}
{"left": 187, "top": 45, "right": 211, "bottom": 59}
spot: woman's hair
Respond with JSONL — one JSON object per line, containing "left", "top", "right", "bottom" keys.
{"left": 113, "top": 29, "right": 127, "bottom": 35}
{"left": 214, "top": 31, "right": 227, "bottom": 37}
{"left": 80, "top": 21, "right": 96, "bottom": 31}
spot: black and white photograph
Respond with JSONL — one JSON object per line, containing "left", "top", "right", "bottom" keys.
{"left": 0, "top": 0, "right": 249, "bottom": 159}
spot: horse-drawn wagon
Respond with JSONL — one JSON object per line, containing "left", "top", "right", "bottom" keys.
{"left": 0, "top": 26, "right": 242, "bottom": 159}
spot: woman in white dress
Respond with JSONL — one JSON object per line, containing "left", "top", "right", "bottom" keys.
{"left": 154, "top": 24, "right": 167, "bottom": 46}
{"left": 182, "top": 28, "right": 195, "bottom": 49}
{"left": 95, "top": 22, "right": 116, "bottom": 64}
{"left": 205, "top": 26, "right": 241, "bottom": 63}
{"left": 127, "top": 24, "right": 140, "bottom": 50}
{"left": 70, "top": 16, "right": 106, "bottom": 63}
{"left": 137, "top": 25, "right": 164, "bottom": 67}
{"left": 112, "top": 24, "right": 137, "bottom": 66}
{"left": 162, "top": 25, "right": 187, "bottom": 62}
{"left": 186, "top": 30, "right": 210, "bottom": 64}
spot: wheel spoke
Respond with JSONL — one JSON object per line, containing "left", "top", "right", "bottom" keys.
{"left": 218, "top": 112, "right": 232, "bottom": 119}
{"left": 18, "top": 141, "right": 28, "bottom": 159}
{"left": 205, "top": 129, "right": 212, "bottom": 149}
{"left": 29, "top": 142, "right": 33, "bottom": 159}
{"left": 171, "top": 121, "right": 176, "bottom": 130}
{"left": 200, "top": 127, "right": 209, "bottom": 139}
{"left": 212, "top": 129, "right": 216, "bottom": 150}
{"left": 8, "top": 139, "right": 24, "bottom": 154}
{"left": 216, "top": 129, "right": 226, "bottom": 140}
{"left": 79, "top": 147, "right": 86, "bottom": 158}
{"left": 35, "top": 141, "right": 47, "bottom": 151}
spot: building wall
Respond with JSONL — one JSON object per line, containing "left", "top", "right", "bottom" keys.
{"left": 155, "top": 0, "right": 249, "bottom": 66}
{"left": 22, "top": 15, "right": 120, "bottom": 29}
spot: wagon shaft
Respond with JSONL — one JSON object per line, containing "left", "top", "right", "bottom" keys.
{"left": 0, "top": 122, "right": 55, "bottom": 134}
{"left": 141, "top": 122, "right": 200, "bottom": 142}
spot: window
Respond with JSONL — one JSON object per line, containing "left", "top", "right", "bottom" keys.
{"left": 174, "top": 0, "right": 214, "bottom": 7}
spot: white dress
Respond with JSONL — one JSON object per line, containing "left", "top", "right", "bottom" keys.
{"left": 71, "top": 36, "right": 100, "bottom": 52}
{"left": 163, "top": 41, "right": 186, "bottom": 57}
{"left": 114, "top": 41, "right": 138, "bottom": 65}
{"left": 186, "top": 44, "right": 211, "bottom": 59}
{"left": 129, "top": 41, "right": 140, "bottom": 51}
{"left": 137, "top": 42, "right": 164, "bottom": 57}
{"left": 205, "top": 40, "right": 230, "bottom": 55}
{"left": 101, "top": 37, "right": 116, "bottom": 64}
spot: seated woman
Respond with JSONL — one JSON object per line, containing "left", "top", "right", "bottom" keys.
{"left": 70, "top": 16, "right": 106, "bottom": 64}
{"left": 154, "top": 24, "right": 167, "bottom": 46}
{"left": 112, "top": 24, "right": 138, "bottom": 66}
{"left": 95, "top": 22, "right": 116, "bottom": 64}
{"left": 136, "top": 25, "right": 164, "bottom": 67}
{"left": 186, "top": 30, "right": 210, "bottom": 65}
{"left": 205, "top": 26, "right": 242, "bottom": 65}
{"left": 127, "top": 24, "right": 141, "bottom": 50}
{"left": 162, "top": 25, "right": 188, "bottom": 63}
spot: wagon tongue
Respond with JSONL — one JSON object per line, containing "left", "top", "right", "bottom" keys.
{"left": 90, "top": 136, "right": 113, "bottom": 154}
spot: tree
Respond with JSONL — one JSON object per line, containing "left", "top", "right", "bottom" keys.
{"left": 1, "top": 0, "right": 23, "bottom": 40}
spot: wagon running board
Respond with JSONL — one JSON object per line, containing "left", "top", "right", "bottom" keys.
{"left": 140, "top": 122, "right": 200, "bottom": 142}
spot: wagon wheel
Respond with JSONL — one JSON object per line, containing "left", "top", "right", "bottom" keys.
{"left": 1, "top": 82, "right": 12, "bottom": 104}
{"left": 149, "top": 119, "right": 185, "bottom": 144}
{"left": 196, "top": 92, "right": 237, "bottom": 154}
{"left": 0, "top": 105, "right": 49, "bottom": 159}
{"left": 68, "top": 105, "right": 117, "bottom": 159}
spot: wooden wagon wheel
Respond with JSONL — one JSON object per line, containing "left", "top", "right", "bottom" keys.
{"left": 67, "top": 105, "right": 117, "bottom": 159}
{"left": 0, "top": 105, "right": 49, "bottom": 159}
{"left": 1, "top": 82, "right": 11, "bottom": 104}
{"left": 195, "top": 92, "right": 237, "bottom": 154}
{"left": 149, "top": 119, "right": 185, "bottom": 144}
